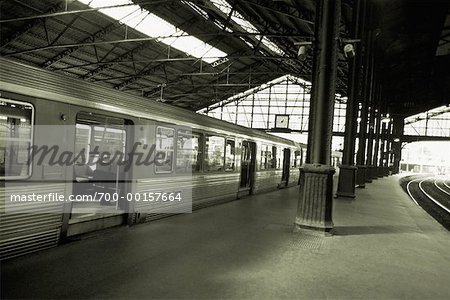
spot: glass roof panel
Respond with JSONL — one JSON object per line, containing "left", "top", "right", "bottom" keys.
{"left": 209, "top": 0, "right": 285, "bottom": 55}
{"left": 77, "top": 0, "right": 227, "bottom": 63}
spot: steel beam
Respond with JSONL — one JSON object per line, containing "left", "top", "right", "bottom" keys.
{"left": 0, "top": 2, "right": 64, "bottom": 50}
{"left": 40, "top": 21, "right": 126, "bottom": 69}
{"left": 0, "top": 1, "right": 164, "bottom": 23}
{"left": 240, "top": 0, "right": 314, "bottom": 26}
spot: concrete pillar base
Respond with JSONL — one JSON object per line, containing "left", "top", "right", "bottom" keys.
{"left": 336, "top": 165, "right": 357, "bottom": 198}
{"left": 295, "top": 164, "right": 335, "bottom": 233}
{"left": 356, "top": 165, "right": 367, "bottom": 188}
{"left": 293, "top": 224, "right": 333, "bottom": 237}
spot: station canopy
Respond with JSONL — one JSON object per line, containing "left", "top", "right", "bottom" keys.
{"left": 1, "top": 0, "right": 449, "bottom": 117}
{"left": 404, "top": 105, "right": 450, "bottom": 138}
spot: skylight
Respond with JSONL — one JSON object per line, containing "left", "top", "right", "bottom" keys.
{"left": 209, "top": 0, "right": 285, "bottom": 56}
{"left": 182, "top": 1, "right": 233, "bottom": 33}
{"left": 219, "top": 74, "right": 310, "bottom": 104}
{"left": 77, "top": 0, "right": 227, "bottom": 63}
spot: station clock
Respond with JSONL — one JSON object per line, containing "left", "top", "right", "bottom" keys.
{"left": 275, "top": 115, "right": 289, "bottom": 129}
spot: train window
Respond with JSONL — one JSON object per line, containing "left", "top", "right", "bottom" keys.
{"left": 294, "top": 150, "right": 302, "bottom": 167}
{"left": 75, "top": 124, "right": 91, "bottom": 164}
{"left": 260, "top": 144, "right": 272, "bottom": 170}
{"left": 225, "top": 139, "right": 235, "bottom": 171}
{"left": 290, "top": 150, "right": 295, "bottom": 168}
{"left": 155, "top": 127, "right": 174, "bottom": 173}
{"left": 0, "top": 99, "right": 34, "bottom": 180}
{"left": 176, "top": 130, "right": 202, "bottom": 173}
{"left": 93, "top": 126, "right": 126, "bottom": 157}
{"left": 260, "top": 145, "right": 266, "bottom": 170}
{"left": 72, "top": 113, "right": 129, "bottom": 219}
{"left": 278, "top": 147, "right": 283, "bottom": 169}
{"left": 74, "top": 113, "right": 127, "bottom": 179}
{"left": 271, "top": 146, "right": 278, "bottom": 169}
{"left": 302, "top": 148, "right": 307, "bottom": 165}
{"left": 204, "top": 135, "right": 225, "bottom": 172}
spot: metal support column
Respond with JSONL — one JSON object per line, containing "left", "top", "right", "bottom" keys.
{"left": 295, "top": 0, "right": 340, "bottom": 234}
{"left": 384, "top": 119, "right": 393, "bottom": 176}
{"left": 365, "top": 59, "right": 377, "bottom": 182}
{"left": 378, "top": 120, "right": 386, "bottom": 177}
{"left": 336, "top": 0, "right": 364, "bottom": 198}
{"left": 392, "top": 117, "right": 404, "bottom": 174}
{"left": 356, "top": 29, "right": 373, "bottom": 188}
{"left": 372, "top": 105, "right": 381, "bottom": 176}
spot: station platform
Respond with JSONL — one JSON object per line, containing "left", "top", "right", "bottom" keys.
{"left": 2, "top": 175, "right": 450, "bottom": 299}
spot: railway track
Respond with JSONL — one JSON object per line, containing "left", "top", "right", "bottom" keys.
{"left": 401, "top": 175, "right": 450, "bottom": 231}
{"left": 434, "top": 179, "right": 450, "bottom": 197}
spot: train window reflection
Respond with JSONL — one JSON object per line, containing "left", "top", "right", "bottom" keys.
{"left": 204, "top": 135, "right": 225, "bottom": 172}
{"left": 75, "top": 124, "right": 91, "bottom": 165}
{"left": 177, "top": 130, "right": 201, "bottom": 173}
{"left": 272, "top": 146, "right": 278, "bottom": 169}
{"left": 0, "top": 99, "right": 34, "bottom": 180}
{"left": 294, "top": 150, "right": 301, "bottom": 167}
{"left": 72, "top": 112, "right": 128, "bottom": 219}
{"left": 93, "top": 126, "right": 126, "bottom": 157}
{"left": 225, "top": 139, "right": 235, "bottom": 171}
{"left": 260, "top": 144, "right": 272, "bottom": 170}
{"left": 156, "top": 127, "right": 174, "bottom": 173}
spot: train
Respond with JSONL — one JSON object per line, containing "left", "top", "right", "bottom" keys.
{"left": 0, "top": 58, "right": 341, "bottom": 260}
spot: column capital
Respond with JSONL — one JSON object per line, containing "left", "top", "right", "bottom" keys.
{"left": 339, "top": 165, "right": 358, "bottom": 171}
{"left": 301, "top": 164, "right": 336, "bottom": 174}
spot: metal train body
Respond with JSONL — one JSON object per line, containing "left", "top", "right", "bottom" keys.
{"left": 0, "top": 59, "right": 341, "bottom": 260}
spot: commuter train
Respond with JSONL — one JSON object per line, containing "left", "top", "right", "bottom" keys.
{"left": 0, "top": 58, "right": 341, "bottom": 260}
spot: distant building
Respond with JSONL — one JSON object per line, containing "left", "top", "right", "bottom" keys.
{"left": 400, "top": 141, "right": 450, "bottom": 175}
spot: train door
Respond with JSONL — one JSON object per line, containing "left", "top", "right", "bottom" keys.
{"left": 281, "top": 148, "right": 291, "bottom": 187}
{"left": 68, "top": 112, "right": 131, "bottom": 236}
{"left": 239, "top": 141, "right": 256, "bottom": 192}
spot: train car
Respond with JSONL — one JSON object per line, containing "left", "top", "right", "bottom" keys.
{"left": 0, "top": 59, "right": 304, "bottom": 260}
{"left": 0, "top": 59, "right": 342, "bottom": 260}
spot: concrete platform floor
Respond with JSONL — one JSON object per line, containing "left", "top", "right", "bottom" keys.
{"left": 2, "top": 175, "right": 450, "bottom": 299}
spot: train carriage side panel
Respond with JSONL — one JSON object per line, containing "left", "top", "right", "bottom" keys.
{"left": 0, "top": 95, "right": 73, "bottom": 260}
{"left": 0, "top": 58, "right": 305, "bottom": 259}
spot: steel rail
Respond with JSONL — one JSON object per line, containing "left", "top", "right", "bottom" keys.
{"left": 434, "top": 179, "right": 450, "bottom": 197}
{"left": 419, "top": 179, "right": 450, "bottom": 214}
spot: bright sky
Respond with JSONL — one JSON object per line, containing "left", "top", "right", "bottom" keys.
{"left": 77, "top": 0, "right": 227, "bottom": 63}
{"left": 209, "top": 0, "right": 285, "bottom": 55}
{"left": 77, "top": 0, "right": 289, "bottom": 66}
